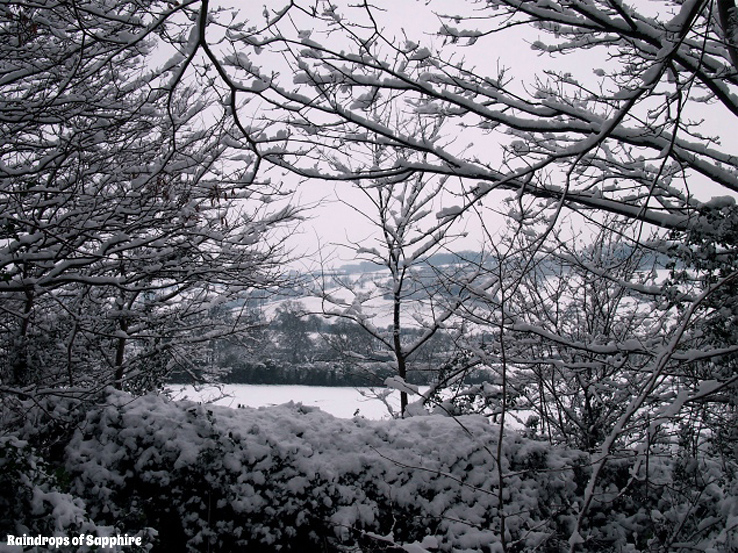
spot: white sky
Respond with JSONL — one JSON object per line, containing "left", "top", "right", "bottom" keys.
{"left": 275, "top": 0, "right": 550, "bottom": 269}
{"left": 186, "top": 0, "right": 737, "bottom": 271}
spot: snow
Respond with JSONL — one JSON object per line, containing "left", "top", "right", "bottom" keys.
{"left": 168, "top": 384, "right": 424, "bottom": 419}
{"left": 60, "top": 390, "right": 589, "bottom": 551}
{"left": 384, "top": 376, "right": 420, "bottom": 396}
{"left": 6, "top": 389, "right": 738, "bottom": 552}
{"left": 705, "top": 195, "right": 737, "bottom": 209}
{"left": 435, "top": 205, "right": 463, "bottom": 219}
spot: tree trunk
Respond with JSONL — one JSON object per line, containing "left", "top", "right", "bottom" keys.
{"left": 12, "top": 289, "right": 35, "bottom": 385}
{"left": 393, "top": 286, "right": 408, "bottom": 416}
{"left": 114, "top": 318, "right": 128, "bottom": 390}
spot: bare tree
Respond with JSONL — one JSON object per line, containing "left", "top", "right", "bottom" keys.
{"left": 318, "top": 166, "right": 477, "bottom": 415}
{"left": 0, "top": 1, "right": 297, "bottom": 395}
{"left": 185, "top": 1, "right": 734, "bottom": 226}
{"left": 460, "top": 219, "right": 670, "bottom": 449}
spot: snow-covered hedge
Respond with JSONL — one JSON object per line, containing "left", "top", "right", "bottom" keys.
{"left": 0, "top": 433, "right": 153, "bottom": 553}
{"left": 63, "top": 392, "right": 590, "bottom": 552}
{"left": 4, "top": 390, "right": 738, "bottom": 552}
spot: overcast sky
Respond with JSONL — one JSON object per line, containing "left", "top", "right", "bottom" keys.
{"left": 274, "top": 0, "right": 544, "bottom": 269}
{"left": 206, "top": 0, "right": 737, "bottom": 271}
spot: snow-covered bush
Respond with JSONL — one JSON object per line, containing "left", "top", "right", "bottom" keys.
{"left": 59, "top": 391, "right": 589, "bottom": 552}
{"left": 0, "top": 394, "right": 155, "bottom": 553}
{"left": 0, "top": 435, "right": 151, "bottom": 553}
{"left": 51, "top": 392, "right": 738, "bottom": 552}
{"left": 6, "top": 390, "right": 738, "bottom": 552}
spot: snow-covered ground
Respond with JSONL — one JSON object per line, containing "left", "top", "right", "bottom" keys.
{"left": 167, "top": 384, "right": 422, "bottom": 419}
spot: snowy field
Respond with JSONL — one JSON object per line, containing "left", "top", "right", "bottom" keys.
{"left": 167, "top": 384, "right": 418, "bottom": 419}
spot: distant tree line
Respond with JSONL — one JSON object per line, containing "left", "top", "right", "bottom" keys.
{"left": 169, "top": 300, "right": 492, "bottom": 387}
